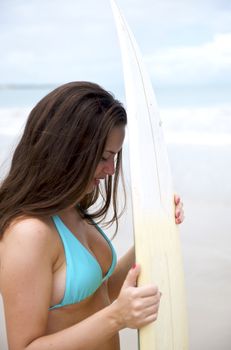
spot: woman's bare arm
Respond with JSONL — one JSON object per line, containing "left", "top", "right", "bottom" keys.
{"left": 108, "top": 195, "right": 185, "bottom": 302}
{"left": 108, "top": 246, "right": 135, "bottom": 302}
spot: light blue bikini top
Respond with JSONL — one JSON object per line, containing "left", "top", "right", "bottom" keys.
{"left": 49, "top": 215, "right": 117, "bottom": 310}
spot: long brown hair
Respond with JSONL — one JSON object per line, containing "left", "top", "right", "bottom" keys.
{"left": 0, "top": 81, "right": 127, "bottom": 236}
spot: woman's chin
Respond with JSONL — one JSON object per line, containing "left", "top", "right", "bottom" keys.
{"left": 85, "top": 180, "right": 100, "bottom": 194}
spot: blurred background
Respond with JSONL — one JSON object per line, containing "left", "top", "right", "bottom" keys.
{"left": 0, "top": 0, "right": 231, "bottom": 349}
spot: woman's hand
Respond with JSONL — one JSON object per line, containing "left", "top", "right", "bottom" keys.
{"left": 174, "top": 194, "right": 184, "bottom": 225}
{"left": 113, "top": 264, "right": 161, "bottom": 329}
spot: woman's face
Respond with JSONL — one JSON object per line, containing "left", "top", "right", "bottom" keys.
{"left": 87, "top": 125, "right": 125, "bottom": 192}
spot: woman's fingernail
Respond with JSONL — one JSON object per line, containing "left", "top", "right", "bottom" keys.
{"left": 132, "top": 264, "right": 137, "bottom": 269}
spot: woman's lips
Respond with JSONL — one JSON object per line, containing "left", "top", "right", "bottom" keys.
{"left": 94, "top": 179, "right": 100, "bottom": 185}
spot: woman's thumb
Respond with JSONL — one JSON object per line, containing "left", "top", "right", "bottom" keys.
{"left": 122, "top": 264, "right": 140, "bottom": 289}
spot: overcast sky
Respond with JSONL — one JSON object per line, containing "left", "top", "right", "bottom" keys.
{"left": 0, "top": 0, "right": 231, "bottom": 96}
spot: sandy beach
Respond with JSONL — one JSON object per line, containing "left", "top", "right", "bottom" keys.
{"left": 1, "top": 107, "right": 231, "bottom": 349}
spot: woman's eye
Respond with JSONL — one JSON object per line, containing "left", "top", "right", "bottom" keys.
{"left": 101, "top": 154, "right": 117, "bottom": 162}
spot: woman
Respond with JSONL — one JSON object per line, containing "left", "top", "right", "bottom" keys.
{"left": 0, "top": 81, "right": 184, "bottom": 350}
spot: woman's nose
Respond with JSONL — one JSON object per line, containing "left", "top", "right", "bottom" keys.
{"left": 104, "top": 159, "right": 115, "bottom": 176}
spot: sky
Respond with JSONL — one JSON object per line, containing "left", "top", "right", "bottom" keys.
{"left": 0, "top": 0, "right": 231, "bottom": 100}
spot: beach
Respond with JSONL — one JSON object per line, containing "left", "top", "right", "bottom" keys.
{"left": 0, "top": 105, "right": 231, "bottom": 349}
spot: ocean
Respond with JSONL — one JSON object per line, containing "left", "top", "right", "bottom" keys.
{"left": 1, "top": 85, "right": 231, "bottom": 202}
{"left": 0, "top": 85, "right": 231, "bottom": 350}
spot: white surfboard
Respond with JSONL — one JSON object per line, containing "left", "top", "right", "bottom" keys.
{"left": 110, "top": 1, "right": 188, "bottom": 349}
{"left": 0, "top": 294, "right": 8, "bottom": 350}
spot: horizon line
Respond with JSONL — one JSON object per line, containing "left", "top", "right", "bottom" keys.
{"left": 0, "top": 84, "right": 59, "bottom": 90}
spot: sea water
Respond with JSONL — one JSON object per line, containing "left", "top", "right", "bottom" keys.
{"left": 1, "top": 85, "right": 231, "bottom": 202}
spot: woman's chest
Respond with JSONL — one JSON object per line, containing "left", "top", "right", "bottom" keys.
{"left": 50, "top": 218, "right": 114, "bottom": 308}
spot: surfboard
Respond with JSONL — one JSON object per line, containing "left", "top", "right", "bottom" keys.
{"left": 0, "top": 294, "right": 8, "bottom": 350}
{"left": 110, "top": 1, "right": 189, "bottom": 349}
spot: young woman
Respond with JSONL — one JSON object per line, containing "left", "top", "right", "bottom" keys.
{"left": 0, "top": 81, "right": 184, "bottom": 350}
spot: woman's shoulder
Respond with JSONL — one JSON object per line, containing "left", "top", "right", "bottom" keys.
{"left": 4, "top": 215, "right": 52, "bottom": 238}
{"left": 1, "top": 216, "right": 58, "bottom": 262}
